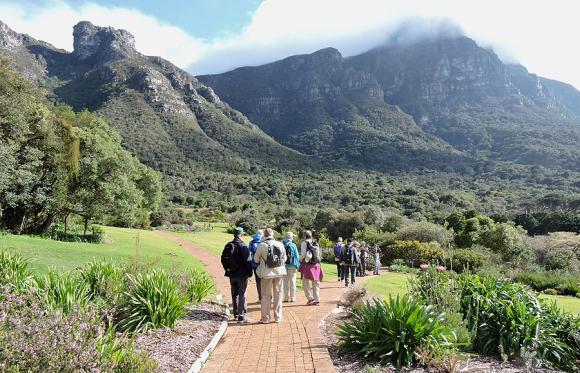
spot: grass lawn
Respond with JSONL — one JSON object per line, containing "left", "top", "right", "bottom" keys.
{"left": 362, "top": 271, "right": 580, "bottom": 315}
{"left": 0, "top": 227, "right": 204, "bottom": 274}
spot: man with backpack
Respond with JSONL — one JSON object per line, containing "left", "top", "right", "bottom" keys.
{"left": 299, "top": 230, "right": 323, "bottom": 306}
{"left": 253, "top": 228, "right": 287, "bottom": 324}
{"left": 282, "top": 232, "right": 299, "bottom": 303}
{"left": 221, "top": 227, "right": 253, "bottom": 323}
{"left": 248, "top": 230, "right": 263, "bottom": 301}
{"left": 341, "top": 239, "right": 360, "bottom": 287}
{"left": 333, "top": 237, "right": 344, "bottom": 281}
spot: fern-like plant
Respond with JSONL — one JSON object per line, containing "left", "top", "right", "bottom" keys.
{"left": 184, "top": 268, "right": 214, "bottom": 304}
{"left": 0, "top": 250, "right": 32, "bottom": 290}
{"left": 80, "top": 259, "right": 124, "bottom": 300}
{"left": 117, "top": 269, "right": 186, "bottom": 332}
{"left": 32, "top": 270, "right": 91, "bottom": 313}
{"left": 336, "top": 295, "right": 450, "bottom": 368}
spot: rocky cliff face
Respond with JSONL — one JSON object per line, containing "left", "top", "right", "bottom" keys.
{"left": 199, "top": 36, "right": 580, "bottom": 171}
{"left": 0, "top": 20, "right": 306, "bottom": 176}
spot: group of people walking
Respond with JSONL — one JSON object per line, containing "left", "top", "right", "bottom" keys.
{"left": 332, "top": 238, "right": 381, "bottom": 287}
{"left": 221, "top": 227, "right": 323, "bottom": 324}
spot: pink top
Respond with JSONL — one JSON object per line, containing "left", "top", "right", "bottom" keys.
{"left": 299, "top": 262, "right": 324, "bottom": 281}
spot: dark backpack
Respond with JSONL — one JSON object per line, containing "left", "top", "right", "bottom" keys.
{"left": 221, "top": 241, "right": 240, "bottom": 273}
{"left": 306, "top": 241, "right": 321, "bottom": 264}
{"left": 333, "top": 243, "right": 343, "bottom": 258}
{"left": 343, "top": 246, "right": 354, "bottom": 265}
{"left": 265, "top": 241, "right": 283, "bottom": 268}
{"left": 284, "top": 242, "right": 293, "bottom": 265}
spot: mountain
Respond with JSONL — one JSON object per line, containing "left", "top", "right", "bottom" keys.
{"left": 0, "top": 20, "right": 308, "bottom": 180}
{"left": 199, "top": 37, "right": 580, "bottom": 172}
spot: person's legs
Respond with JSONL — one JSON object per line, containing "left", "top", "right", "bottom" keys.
{"left": 273, "top": 277, "right": 284, "bottom": 322}
{"left": 286, "top": 268, "right": 296, "bottom": 302}
{"left": 237, "top": 277, "right": 248, "bottom": 319}
{"left": 254, "top": 268, "right": 262, "bottom": 301}
{"left": 336, "top": 261, "right": 342, "bottom": 280}
{"left": 343, "top": 265, "right": 349, "bottom": 286}
{"left": 312, "top": 280, "right": 320, "bottom": 303}
{"left": 260, "top": 278, "right": 272, "bottom": 322}
{"left": 303, "top": 278, "right": 313, "bottom": 301}
{"left": 230, "top": 277, "right": 239, "bottom": 318}
{"left": 351, "top": 266, "right": 356, "bottom": 285}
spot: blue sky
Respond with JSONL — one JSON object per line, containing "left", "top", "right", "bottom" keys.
{"left": 1, "top": 0, "right": 579, "bottom": 88}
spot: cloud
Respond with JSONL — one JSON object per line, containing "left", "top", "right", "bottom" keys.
{"left": 0, "top": 0, "right": 206, "bottom": 67}
{"left": 0, "top": 0, "right": 579, "bottom": 89}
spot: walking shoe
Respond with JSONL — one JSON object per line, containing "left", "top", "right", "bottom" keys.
{"left": 306, "top": 299, "right": 315, "bottom": 305}
{"left": 259, "top": 319, "right": 269, "bottom": 324}
{"left": 237, "top": 315, "right": 244, "bottom": 323}
{"left": 274, "top": 319, "right": 283, "bottom": 323}
{"left": 241, "top": 317, "right": 254, "bottom": 324}
{"left": 313, "top": 301, "right": 320, "bottom": 306}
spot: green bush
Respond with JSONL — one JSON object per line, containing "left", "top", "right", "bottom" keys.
{"left": 543, "top": 246, "right": 579, "bottom": 272}
{"left": 117, "top": 269, "right": 186, "bottom": 332}
{"left": 538, "top": 301, "right": 580, "bottom": 371}
{"left": 396, "top": 221, "right": 452, "bottom": 246}
{"left": 389, "top": 264, "right": 419, "bottom": 274}
{"left": 514, "top": 271, "right": 580, "bottom": 296}
{"left": 336, "top": 296, "right": 450, "bottom": 369}
{"left": 383, "top": 240, "right": 447, "bottom": 267}
{"left": 32, "top": 270, "right": 91, "bottom": 313}
{"left": 353, "top": 227, "right": 395, "bottom": 246}
{"left": 0, "top": 250, "right": 32, "bottom": 290}
{"left": 43, "top": 223, "right": 105, "bottom": 243}
{"left": 459, "top": 275, "right": 574, "bottom": 369}
{"left": 183, "top": 268, "right": 214, "bottom": 304}
{"left": 80, "top": 259, "right": 125, "bottom": 300}
{"left": 449, "top": 249, "right": 487, "bottom": 273}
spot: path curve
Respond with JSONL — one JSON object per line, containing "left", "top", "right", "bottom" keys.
{"left": 156, "top": 231, "right": 364, "bottom": 373}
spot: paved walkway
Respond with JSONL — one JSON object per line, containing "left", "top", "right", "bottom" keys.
{"left": 156, "top": 231, "right": 367, "bottom": 373}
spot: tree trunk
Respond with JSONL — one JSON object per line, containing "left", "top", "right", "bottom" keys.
{"left": 38, "top": 214, "right": 55, "bottom": 233}
{"left": 84, "top": 217, "right": 89, "bottom": 237}
{"left": 18, "top": 211, "right": 26, "bottom": 235}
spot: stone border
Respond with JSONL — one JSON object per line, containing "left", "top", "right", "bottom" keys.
{"left": 187, "top": 294, "right": 229, "bottom": 373}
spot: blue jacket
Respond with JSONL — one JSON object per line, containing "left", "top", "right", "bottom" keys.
{"left": 248, "top": 233, "right": 263, "bottom": 270}
{"left": 283, "top": 239, "right": 300, "bottom": 269}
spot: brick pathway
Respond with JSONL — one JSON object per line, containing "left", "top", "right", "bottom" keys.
{"left": 156, "top": 231, "right": 365, "bottom": 373}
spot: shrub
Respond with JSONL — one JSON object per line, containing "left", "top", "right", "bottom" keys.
{"left": 32, "top": 270, "right": 91, "bottom": 313}
{"left": 459, "top": 275, "right": 575, "bottom": 369}
{"left": 183, "top": 268, "right": 214, "bottom": 304}
{"left": 383, "top": 240, "right": 447, "bottom": 267}
{"left": 449, "top": 248, "right": 487, "bottom": 273}
{"left": 117, "top": 269, "right": 186, "bottom": 332}
{"left": 544, "top": 246, "right": 579, "bottom": 272}
{"left": 0, "top": 288, "right": 157, "bottom": 372}
{"left": 538, "top": 301, "right": 580, "bottom": 371}
{"left": 389, "top": 264, "right": 419, "bottom": 274}
{"left": 0, "top": 250, "right": 32, "bottom": 290}
{"left": 80, "top": 259, "right": 125, "bottom": 300}
{"left": 336, "top": 296, "right": 450, "bottom": 369}
{"left": 543, "top": 288, "right": 558, "bottom": 295}
{"left": 396, "top": 221, "right": 452, "bottom": 246}
{"left": 353, "top": 227, "right": 395, "bottom": 246}
{"left": 514, "top": 271, "right": 580, "bottom": 296}
{"left": 43, "top": 222, "right": 105, "bottom": 243}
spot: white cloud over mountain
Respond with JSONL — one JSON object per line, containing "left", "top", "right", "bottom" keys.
{"left": 1, "top": 0, "right": 579, "bottom": 88}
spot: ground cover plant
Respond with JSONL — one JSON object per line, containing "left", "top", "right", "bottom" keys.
{"left": 0, "top": 247, "right": 216, "bottom": 370}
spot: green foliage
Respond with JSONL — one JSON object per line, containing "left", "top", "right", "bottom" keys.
{"left": 449, "top": 248, "right": 487, "bottom": 273}
{"left": 32, "top": 270, "right": 91, "bottom": 313}
{"left": 481, "top": 222, "right": 532, "bottom": 264}
{"left": 396, "top": 221, "right": 452, "bottom": 246}
{"left": 80, "top": 259, "right": 124, "bottom": 300}
{"left": 182, "top": 268, "right": 214, "bottom": 304}
{"left": 514, "top": 271, "right": 580, "bottom": 296}
{"left": 337, "top": 296, "right": 450, "bottom": 368}
{"left": 117, "top": 269, "right": 187, "bottom": 332}
{"left": 43, "top": 222, "right": 105, "bottom": 243}
{"left": 383, "top": 240, "right": 447, "bottom": 266}
{"left": 459, "top": 275, "right": 576, "bottom": 369}
{"left": 0, "top": 250, "right": 32, "bottom": 289}
{"left": 353, "top": 227, "right": 395, "bottom": 247}
{"left": 538, "top": 301, "right": 580, "bottom": 371}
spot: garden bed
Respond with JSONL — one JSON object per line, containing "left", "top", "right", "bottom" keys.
{"left": 134, "top": 302, "right": 226, "bottom": 372}
{"left": 320, "top": 307, "right": 539, "bottom": 373}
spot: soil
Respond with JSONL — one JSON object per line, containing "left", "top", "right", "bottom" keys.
{"left": 134, "top": 302, "right": 226, "bottom": 372}
{"left": 319, "top": 307, "right": 553, "bottom": 373}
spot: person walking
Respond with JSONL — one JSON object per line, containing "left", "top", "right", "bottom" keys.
{"left": 299, "top": 230, "right": 323, "bottom": 306}
{"left": 341, "top": 239, "right": 359, "bottom": 287}
{"left": 221, "top": 227, "right": 253, "bottom": 323}
{"left": 359, "top": 242, "right": 368, "bottom": 277}
{"left": 248, "top": 230, "right": 263, "bottom": 301}
{"left": 372, "top": 244, "right": 381, "bottom": 275}
{"left": 333, "top": 237, "right": 344, "bottom": 281}
{"left": 283, "top": 232, "right": 299, "bottom": 302}
{"left": 254, "top": 228, "right": 287, "bottom": 323}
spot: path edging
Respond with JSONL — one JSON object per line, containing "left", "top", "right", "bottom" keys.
{"left": 187, "top": 297, "right": 230, "bottom": 373}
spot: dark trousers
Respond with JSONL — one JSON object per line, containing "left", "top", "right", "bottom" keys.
{"left": 343, "top": 265, "right": 356, "bottom": 286}
{"left": 360, "top": 258, "right": 366, "bottom": 275}
{"left": 254, "top": 268, "right": 262, "bottom": 301}
{"left": 335, "top": 261, "right": 342, "bottom": 279}
{"left": 229, "top": 277, "right": 248, "bottom": 318}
